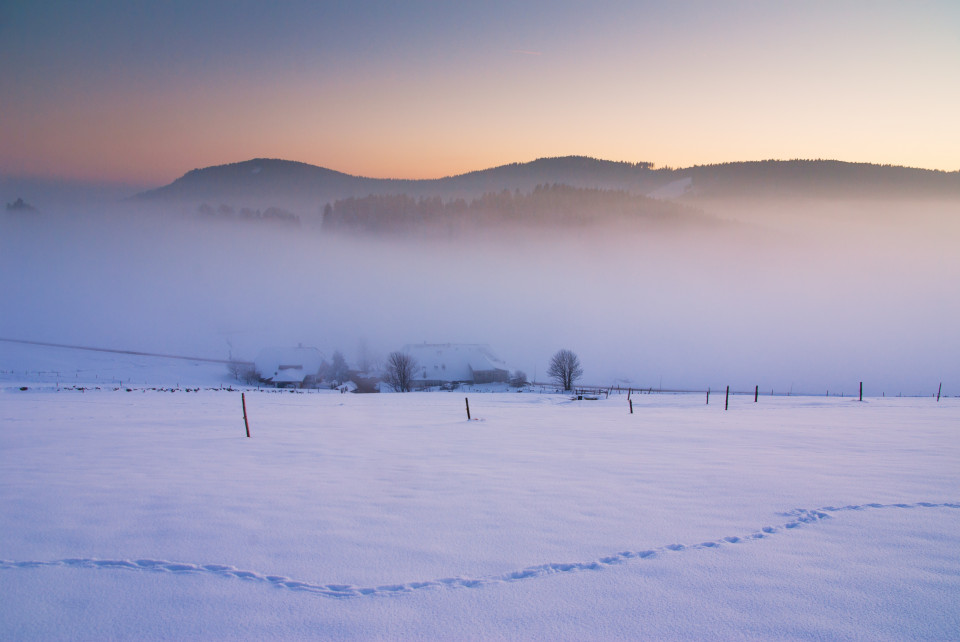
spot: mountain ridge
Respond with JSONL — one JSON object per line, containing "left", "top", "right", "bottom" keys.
{"left": 134, "top": 156, "right": 960, "bottom": 209}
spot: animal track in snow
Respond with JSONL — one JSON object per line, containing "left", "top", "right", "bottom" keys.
{"left": 2, "top": 501, "right": 957, "bottom": 599}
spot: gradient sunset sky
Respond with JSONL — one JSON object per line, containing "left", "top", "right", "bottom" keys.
{"left": 2, "top": 1, "right": 958, "bottom": 185}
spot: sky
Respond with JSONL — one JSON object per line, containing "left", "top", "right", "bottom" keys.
{"left": 2, "top": 1, "right": 959, "bottom": 185}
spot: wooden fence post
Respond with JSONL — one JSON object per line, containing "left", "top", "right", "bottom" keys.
{"left": 725, "top": 386, "right": 729, "bottom": 411}
{"left": 937, "top": 383, "right": 942, "bottom": 402}
{"left": 860, "top": 381, "right": 863, "bottom": 402}
{"left": 242, "top": 392, "right": 251, "bottom": 438}
{"left": 706, "top": 388, "right": 710, "bottom": 405}
{"left": 629, "top": 398, "right": 633, "bottom": 414}
{"left": 465, "top": 397, "right": 471, "bottom": 420}
{"left": 754, "top": 385, "right": 758, "bottom": 403}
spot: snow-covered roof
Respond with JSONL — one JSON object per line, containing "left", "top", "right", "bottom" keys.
{"left": 270, "top": 366, "right": 307, "bottom": 384}
{"left": 254, "top": 347, "right": 324, "bottom": 382}
{"left": 401, "top": 343, "right": 508, "bottom": 383}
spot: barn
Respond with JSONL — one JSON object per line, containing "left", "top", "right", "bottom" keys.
{"left": 402, "top": 343, "right": 510, "bottom": 388}
{"left": 254, "top": 346, "right": 324, "bottom": 388}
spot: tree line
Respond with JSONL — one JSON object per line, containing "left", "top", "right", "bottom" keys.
{"left": 320, "top": 184, "right": 700, "bottom": 236}
{"left": 382, "top": 348, "right": 581, "bottom": 393}
{"left": 197, "top": 203, "right": 300, "bottom": 226}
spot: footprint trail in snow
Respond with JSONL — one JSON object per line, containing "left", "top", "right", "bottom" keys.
{"left": 2, "top": 501, "right": 957, "bottom": 599}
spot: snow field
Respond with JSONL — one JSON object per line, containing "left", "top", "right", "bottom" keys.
{"left": 1, "top": 390, "right": 958, "bottom": 639}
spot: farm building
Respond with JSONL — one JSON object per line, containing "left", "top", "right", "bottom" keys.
{"left": 402, "top": 343, "right": 510, "bottom": 388}
{"left": 254, "top": 346, "right": 324, "bottom": 388}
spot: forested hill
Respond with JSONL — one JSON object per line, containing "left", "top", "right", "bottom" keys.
{"left": 433, "top": 157, "right": 665, "bottom": 196}
{"left": 134, "top": 156, "right": 960, "bottom": 211}
{"left": 680, "top": 160, "right": 960, "bottom": 198}
{"left": 134, "top": 156, "right": 667, "bottom": 206}
{"left": 135, "top": 159, "right": 389, "bottom": 204}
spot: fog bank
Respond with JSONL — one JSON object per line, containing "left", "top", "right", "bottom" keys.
{"left": 2, "top": 197, "right": 957, "bottom": 396}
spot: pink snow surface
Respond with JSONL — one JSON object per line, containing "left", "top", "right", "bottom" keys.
{"left": 2, "top": 388, "right": 958, "bottom": 639}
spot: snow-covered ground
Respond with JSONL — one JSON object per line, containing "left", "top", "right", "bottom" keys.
{"left": 2, "top": 382, "right": 958, "bottom": 639}
{"left": 0, "top": 341, "right": 238, "bottom": 390}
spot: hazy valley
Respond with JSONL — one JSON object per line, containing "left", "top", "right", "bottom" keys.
{"left": 3, "top": 156, "right": 958, "bottom": 395}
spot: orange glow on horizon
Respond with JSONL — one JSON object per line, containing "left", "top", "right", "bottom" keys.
{"left": 2, "top": 3, "right": 958, "bottom": 185}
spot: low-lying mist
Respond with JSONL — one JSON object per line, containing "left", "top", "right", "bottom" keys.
{"left": 2, "top": 196, "right": 957, "bottom": 396}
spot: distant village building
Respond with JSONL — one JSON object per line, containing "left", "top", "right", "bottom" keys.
{"left": 254, "top": 346, "right": 324, "bottom": 388}
{"left": 403, "top": 343, "right": 510, "bottom": 388}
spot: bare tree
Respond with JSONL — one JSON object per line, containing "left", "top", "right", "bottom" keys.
{"left": 225, "top": 339, "right": 259, "bottom": 385}
{"left": 547, "top": 349, "right": 583, "bottom": 391}
{"left": 383, "top": 351, "right": 418, "bottom": 392}
{"left": 227, "top": 360, "right": 259, "bottom": 385}
{"left": 509, "top": 370, "right": 528, "bottom": 388}
{"left": 356, "top": 338, "right": 375, "bottom": 373}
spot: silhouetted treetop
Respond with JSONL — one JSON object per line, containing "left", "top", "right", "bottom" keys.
{"left": 6, "top": 197, "right": 37, "bottom": 212}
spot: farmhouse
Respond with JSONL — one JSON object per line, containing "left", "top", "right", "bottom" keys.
{"left": 254, "top": 346, "right": 324, "bottom": 388}
{"left": 403, "top": 343, "right": 510, "bottom": 388}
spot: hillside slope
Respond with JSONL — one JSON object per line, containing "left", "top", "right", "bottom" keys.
{"left": 135, "top": 157, "right": 960, "bottom": 212}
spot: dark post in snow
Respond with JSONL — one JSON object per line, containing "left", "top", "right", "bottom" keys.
{"left": 465, "top": 397, "right": 471, "bottom": 420}
{"left": 859, "top": 381, "right": 863, "bottom": 402}
{"left": 937, "top": 382, "right": 942, "bottom": 402}
{"left": 629, "top": 398, "right": 633, "bottom": 414}
{"left": 242, "top": 392, "right": 251, "bottom": 438}
{"left": 754, "top": 385, "right": 759, "bottom": 403}
{"left": 725, "top": 386, "right": 730, "bottom": 411}
{"left": 706, "top": 388, "right": 710, "bottom": 405}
